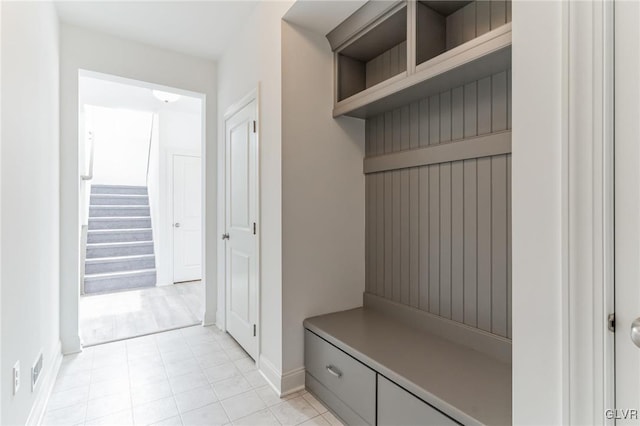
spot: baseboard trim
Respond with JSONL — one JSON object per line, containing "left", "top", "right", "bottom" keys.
{"left": 281, "top": 367, "right": 305, "bottom": 396}
{"left": 26, "top": 340, "right": 63, "bottom": 426}
{"left": 203, "top": 308, "right": 217, "bottom": 327}
{"left": 258, "top": 355, "right": 282, "bottom": 395}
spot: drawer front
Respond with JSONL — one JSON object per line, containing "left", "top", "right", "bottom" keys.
{"left": 304, "top": 330, "right": 376, "bottom": 425}
{"left": 378, "top": 376, "right": 459, "bottom": 426}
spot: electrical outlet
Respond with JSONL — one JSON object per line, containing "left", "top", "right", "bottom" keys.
{"left": 13, "top": 361, "right": 20, "bottom": 395}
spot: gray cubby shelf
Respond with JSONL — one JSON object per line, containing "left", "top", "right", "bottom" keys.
{"left": 329, "top": 0, "right": 512, "bottom": 119}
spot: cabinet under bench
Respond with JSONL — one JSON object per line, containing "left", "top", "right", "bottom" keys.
{"left": 303, "top": 306, "right": 511, "bottom": 425}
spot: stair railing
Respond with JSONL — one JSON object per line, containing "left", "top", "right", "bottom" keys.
{"left": 81, "top": 131, "right": 95, "bottom": 181}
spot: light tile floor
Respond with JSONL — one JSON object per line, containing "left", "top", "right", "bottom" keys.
{"left": 80, "top": 282, "right": 204, "bottom": 346}
{"left": 43, "top": 325, "right": 343, "bottom": 426}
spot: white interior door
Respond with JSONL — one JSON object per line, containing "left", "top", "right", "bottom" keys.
{"left": 173, "top": 154, "right": 202, "bottom": 283}
{"left": 225, "top": 99, "right": 258, "bottom": 360}
{"left": 615, "top": 2, "right": 640, "bottom": 422}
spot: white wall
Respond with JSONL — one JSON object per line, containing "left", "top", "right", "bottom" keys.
{"left": 154, "top": 109, "right": 202, "bottom": 286}
{"left": 512, "top": 1, "right": 568, "bottom": 423}
{"left": 87, "top": 105, "right": 153, "bottom": 186}
{"left": 60, "top": 25, "right": 217, "bottom": 353}
{"left": 217, "top": 0, "right": 293, "bottom": 391}
{"left": 1, "top": 2, "right": 61, "bottom": 424}
{"left": 281, "top": 22, "right": 365, "bottom": 385}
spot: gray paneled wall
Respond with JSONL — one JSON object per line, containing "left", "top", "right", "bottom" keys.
{"left": 365, "top": 41, "right": 407, "bottom": 89}
{"left": 443, "top": 0, "right": 512, "bottom": 51}
{"left": 364, "top": 69, "right": 512, "bottom": 339}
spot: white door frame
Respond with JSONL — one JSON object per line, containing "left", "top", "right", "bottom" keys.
{"left": 166, "top": 148, "right": 202, "bottom": 285}
{"left": 71, "top": 70, "right": 209, "bottom": 346}
{"left": 219, "top": 87, "right": 261, "bottom": 362}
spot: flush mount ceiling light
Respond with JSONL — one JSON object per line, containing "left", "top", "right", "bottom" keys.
{"left": 152, "top": 89, "right": 181, "bottom": 103}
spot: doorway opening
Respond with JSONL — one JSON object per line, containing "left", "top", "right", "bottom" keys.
{"left": 79, "top": 72, "right": 206, "bottom": 345}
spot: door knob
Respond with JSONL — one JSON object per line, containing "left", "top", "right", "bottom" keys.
{"left": 631, "top": 318, "right": 640, "bottom": 348}
{"left": 174, "top": 223, "right": 181, "bottom": 228}
{"left": 222, "top": 233, "right": 230, "bottom": 240}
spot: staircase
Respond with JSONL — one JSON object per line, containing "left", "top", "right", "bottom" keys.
{"left": 84, "top": 185, "right": 156, "bottom": 294}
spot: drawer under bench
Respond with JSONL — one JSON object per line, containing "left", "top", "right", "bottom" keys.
{"left": 304, "top": 307, "right": 512, "bottom": 425}
{"left": 305, "top": 330, "right": 459, "bottom": 426}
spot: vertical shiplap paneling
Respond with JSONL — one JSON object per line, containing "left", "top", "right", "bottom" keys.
{"left": 384, "top": 111, "right": 393, "bottom": 154}
{"left": 409, "top": 169, "right": 420, "bottom": 308}
{"left": 440, "top": 91, "right": 452, "bottom": 143}
{"left": 477, "top": 76, "right": 492, "bottom": 135}
{"left": 446, "top": 7, "right": 463, "bottom": 50}
{"left": 390, "top": 45, "right": 399, "bottom": 79}
{"left": 376, "top": 173, "right": 385, "bottom": 296}
{"left": 476, "top": 157, "right": 492, "bottom": 332}
{"left": 410, "top": 101, "right": 420, "bottom": 149}
{"left": 400, "top": 170, "right": 410, "bottom": 305}
{"left": 491, "top": 0, "right": 507, "bottom": 30}
{"left": 393, "top": 109, "right": 402, "bottom": 152}
{"left": 401, "top": 105, "right": 411, "bottom": 151}
{"left": 429, "top": 95, "right": 440, "bottom": 145}
{"left": 376, "top": 114, "right": 385, "bottom": 155}
{"left": 392, "top": 170, "right": 402, "bottom": 302}
{"left": 370, "top": 174, "right": 378, "bottom": 295}
{"left": 507, "top": 69, "right": 512, "bottom": 130}
{"left": 363, "top": 70, "right": 512, "bottom": 339}
{"left": 451, "top": 86, "right": 464, "bottom": 141}
{"left": 365, "top": 174, "right": 372, "bottom": 293}
{"left": 419, "top": 167, "right": 430, "bottom": 310}
{"left": 384, "top": 173, "right": 393, "bottom": 299}
{"left": 492, "top": 71, "right": 508, "bottom": 132}
{"left": 506, "top": 0, "right": 512, "bottom": 23}
{"left": 506, "top": 155, "right": 512, "bottom": 338}
{"left": 451, "top": 161, "right": 464, "bottom": 323}
{"left": 462, "top": 2, "right": 477, "bottom": 44}
{"left": 463, "top": 159, "right": 478, "bottom": 327}
{"left": 428, "top": 164, "right": 440, "bottom": 314}
{"left": 381, "top": 50, "right": 391, "bottom": 87}
{"left": 399, "top": 41, "right": 407, "bottom": 74}
{"left": 476, "top": 0, "right": 491, "bottom": 36}
{"left": 439, "top": 163, "right": 452, "bottom": 319}
{"left": 464, "top": 81, "right": 478, "bottom": 138}
{"left": 491, "top": 155, "right": 508, "bottom": 337}
{"left": 419, "top": 98, "right": 430, "bottom": 147}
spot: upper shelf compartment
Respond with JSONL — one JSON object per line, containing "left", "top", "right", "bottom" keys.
{"left": 328, "top": 0, "right": 512, "bottom": 119}
{"left": 416, "top": 1, "right": 510, "bottom": 67}
{"left": 337, "top": 5, "right": 407, "bottom": 102}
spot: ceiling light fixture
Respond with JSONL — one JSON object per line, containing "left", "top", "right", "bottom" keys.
{"left": 152, "top": 89, "right": 181, "bottom": 103}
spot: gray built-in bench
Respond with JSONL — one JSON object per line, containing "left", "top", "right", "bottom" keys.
{"left": 304, "top": 293, "right": 511, "bottom": 426}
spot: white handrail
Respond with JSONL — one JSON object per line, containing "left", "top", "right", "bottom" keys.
{"left": 146, "top": 114, "right": 155, "bottom": 186}
{"left": 81, "top": 131, "right": 95, "bottom": 181}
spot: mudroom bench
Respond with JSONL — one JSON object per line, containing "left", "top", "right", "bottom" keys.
{"left": 304, "top": 294, "right": 512, "bottom": 426}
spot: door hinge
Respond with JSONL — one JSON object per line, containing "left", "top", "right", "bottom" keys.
{"left": 253, "top": 324, "right": 256, "bottom": 337}
{"left": 608, "top": 313, "right": 615, "bottom": 332}
{"left": 252, "top": 120, "right": 257, "bottom": 133}
{"left": 253, "top": 222, "right": 256, "bottom": 235}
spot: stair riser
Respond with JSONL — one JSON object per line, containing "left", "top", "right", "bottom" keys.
{"left": 91, "top": 186, "right": 148, "bottom": 195}
{"left": 90, "top": 195, "right": 149, "bottom": 206}
{"left": 90, "top": 207, "right": 150, "bottom": 217}
{"left": 87, "top": 229, "right": 153, "bottom": 244}
{"left": 89, "top": 218, "right": 152, "bottom": 230}
{"left": 84, "top": 272, "right": 156, "bottom": 294}
{"left": 85, "top": 257, "right": 156, "bottom": 275}
{"left": 87, "top": 244, "right": 154, "bottom": 258}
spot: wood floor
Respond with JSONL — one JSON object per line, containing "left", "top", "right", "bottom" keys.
{"left": 80, "top": 281, "right": 204, "bottom": 346}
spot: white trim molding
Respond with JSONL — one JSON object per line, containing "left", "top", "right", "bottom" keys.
{"left": 566, "top": 0, "right": 615, "bottom": 424}
{"left": 258, "top": 355, "right": 305, "bottom": 397}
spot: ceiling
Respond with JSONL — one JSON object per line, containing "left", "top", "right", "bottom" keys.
{"left": 54, "top": 1, "right": 260, "bottom": 60}
{"left": 283, "top": 0, "right": 367, "bottom": 36}
{"left": 80, "top": 75, "right": 202, "bottom": 114}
